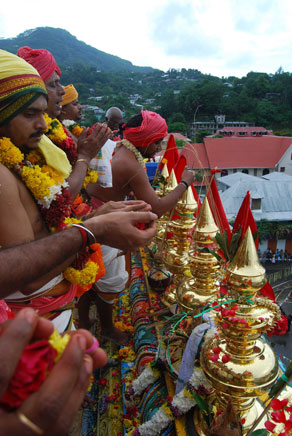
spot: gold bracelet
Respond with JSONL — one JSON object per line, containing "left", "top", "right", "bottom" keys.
{"left": 76, "top": 158, "right": 89, "bottom": 166}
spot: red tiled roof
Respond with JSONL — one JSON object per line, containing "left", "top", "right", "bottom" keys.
{"left": 181, "top": 142, "right": 210, "bottom": 169}
{"left": 204, "top": 136, "right": 292, "bottom": 169}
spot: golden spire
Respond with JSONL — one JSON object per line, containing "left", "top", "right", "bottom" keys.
{"left": 165, "top": 169, "right": 177, "bottom": 193}
{"left": 161, "top": 163, "right": 169, "bottom": 179}
{"left": 228, "top": 226, "right": 266, "bottom": 279}
{"left": 193, "top": 196, "right": 218, "bottom": 243}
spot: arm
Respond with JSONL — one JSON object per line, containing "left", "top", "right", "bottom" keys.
{"left": 118, "top": 159, "right": 195, "bottom": 218}
{"left": 0, "top": 210, "right": 157, "bottom": 298}
{"left": 67, "top": 124, "right": 111, "bottom": 200}
{"left": 0, "top": 228, "right": 83, "bottom": 298}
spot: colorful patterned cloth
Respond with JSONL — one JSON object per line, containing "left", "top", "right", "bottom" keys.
{"left": 0, "top": 49, "right": 47, "bottom": 126}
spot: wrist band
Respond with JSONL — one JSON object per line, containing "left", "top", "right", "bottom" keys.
{"left": 81, "top": 224, "right": 97, "bottom": 245}
{"left": 76, "top": 158, "right": 89, "bottom": 166}
{"left": 72, "top": 223, "right": 97, "bottom": 246}
{"left": 180, "top": 180, "right": 189, "bottom": 190}
{"left": 71, "top": 224, "right": 88, "bottom": 250}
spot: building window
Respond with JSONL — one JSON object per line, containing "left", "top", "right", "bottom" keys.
{"left": 254, "top": 169, "right": 257, "bottom": 176}
{"left": 221, "top": 169, "right": 228, "bottom": 176}
{"left": 263, "top": 168, "right": 270, "bottom": 175}
{"left": 251, "top": 198, "right": 261, "bottom": 210}
{"left": 242, "top": 169, "right": 249, "bottom": 174}
{"left": 280, "top": 167, "right": 285, "bottom": 172}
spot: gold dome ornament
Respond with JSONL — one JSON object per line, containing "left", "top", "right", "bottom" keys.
{"left": 154, "top": 168, "right": 178, "bottom": 248}
{"left": 197, "top": 227, "right": 281, "bottom": 435}
{"left": 177, "top": 196, "right": 222, "bottom": 315}
{"left": 161, "top": 185, "right": 197, "bottom": 307}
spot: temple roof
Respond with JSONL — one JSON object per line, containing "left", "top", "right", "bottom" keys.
{"left": 181, "top": 136, "right": 292, "bottom": 170}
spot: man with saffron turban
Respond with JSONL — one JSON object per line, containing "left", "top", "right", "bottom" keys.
{"left": 59, "top": 84, "right": 82, "bottom": 123}
{"left": 0, "top": 50, "right": 158, "bottom": 333}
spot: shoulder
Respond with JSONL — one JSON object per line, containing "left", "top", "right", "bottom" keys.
{"left": 0, "top": 163, "right": 18, "bottom": 186}
{"left": 112, "top": 146, "right": 142, "bottom": 174}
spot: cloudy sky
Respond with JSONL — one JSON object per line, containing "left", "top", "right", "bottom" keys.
{"left": 0, "top": 0, "right": 291, "bottom": 78}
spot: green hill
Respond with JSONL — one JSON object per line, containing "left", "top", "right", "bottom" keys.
{"left": 0, "top": 27, "right": 155, "bottom": 72}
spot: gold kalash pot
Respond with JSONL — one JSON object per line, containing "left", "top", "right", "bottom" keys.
{"left": 197, "top": 227, "right": 281, "bottom": 434}
{"left": 176, "top": 197, "right": 222, "bottom": 316}
{"left": 160, "top": 184, "right": 197, "bottom": 307}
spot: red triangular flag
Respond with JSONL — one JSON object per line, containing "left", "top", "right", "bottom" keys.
{"left": 207, "top": 172, "right": 232, "bottom": 242}
{"left": 159, "top": 134, "right": 179, "bottom": 173}
{"left": 232, "top": 191, "right": 259, "bottom": 249}
{"left": 174, "top": 154, "right": 187, "bottom": 183}
{"left": 259, "top": 281, "right": 275, "bottom": 302}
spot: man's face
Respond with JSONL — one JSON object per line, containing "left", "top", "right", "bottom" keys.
{"left": 45, "top": 71, "right": 65, "bottom": 118}
{"left": 60, "top": 99, "right": 82, "bottom": 122}
{"left": 141, "top": 139, "right": 163, "bottom": 158}
{"left": 107, "top": 113, "right": 123, "bottom": 131}
{"left": 0, "top": 95, "right": 48, "bottom": 151}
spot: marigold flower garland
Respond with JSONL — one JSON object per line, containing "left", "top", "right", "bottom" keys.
{"left": 44, "top": 114, "right": 98, "bottom": 189}
{"left": 0, "top": 136, "right": 99, "bottom": 286}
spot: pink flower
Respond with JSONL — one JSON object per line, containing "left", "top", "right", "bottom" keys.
{"left": 210, "top": 354, "right": 219, "bottom": 362}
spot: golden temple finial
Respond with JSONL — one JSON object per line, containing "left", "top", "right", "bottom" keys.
{"left": 228, "top": 226, "right": 265, "bottom": 280}
{"left": 193, "top": 196, "right": 219, "bottom": 243}
{"left": 165, "top": 169, "right": 177, "bottom": 193}
{"left": 161, "top": 163, "right": 169, "bottom": 179}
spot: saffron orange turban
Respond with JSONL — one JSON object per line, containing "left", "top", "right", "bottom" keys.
{"left": 60, "top": 84, "right": 78, "bottom": 106}
{"left": 123, "top": 110, "right": 167, "bottom": 148}
{"left": 17, "top": 46, "right": 61, "bottom": 82}
{"left": 0, "top": 49, "right": 47, "bottom": 126}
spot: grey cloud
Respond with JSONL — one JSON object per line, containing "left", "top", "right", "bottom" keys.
{"left": 151, "top": 1, "right": 220, "bottom": 58}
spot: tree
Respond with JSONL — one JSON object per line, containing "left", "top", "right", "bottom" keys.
{"left": 168, "top": 122, "right": 187, "bottom": 134}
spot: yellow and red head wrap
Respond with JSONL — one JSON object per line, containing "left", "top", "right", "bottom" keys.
{"left": 17, "top": 46, "right": 61, "bottom": 82}
{"left": 123, "top": 110, "right": 168, "bottom": 148}
{"left": 0, "top": 49, "right": 47, "bottom": 126}
{"left": 60, "top": 84, "right": 78, "bottom": 106}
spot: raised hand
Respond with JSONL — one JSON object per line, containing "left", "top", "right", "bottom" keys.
{"left": 77, "top": 123, "right": 112, "bottom": 162}
{"left": 181, "top": 168, "right": 196, "bottom": 186}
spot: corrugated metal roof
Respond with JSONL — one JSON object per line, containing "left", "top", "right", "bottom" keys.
{"left": 220, "top": 179, "right": 292, "bottom": 221}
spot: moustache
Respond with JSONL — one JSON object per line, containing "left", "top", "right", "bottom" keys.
{"left": 29, "top": 131, "right": 44, "bottom": 138}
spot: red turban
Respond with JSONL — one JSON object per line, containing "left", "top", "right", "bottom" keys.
{"left": 17, "top": 46, "right": 61, "bottom": 82}
{"left": 123, "top": 110, "right": 167, "bottom": 148}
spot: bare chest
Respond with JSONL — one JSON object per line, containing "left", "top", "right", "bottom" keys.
{"left": 16, "top": 176, "right": 48, "bottom": 239}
